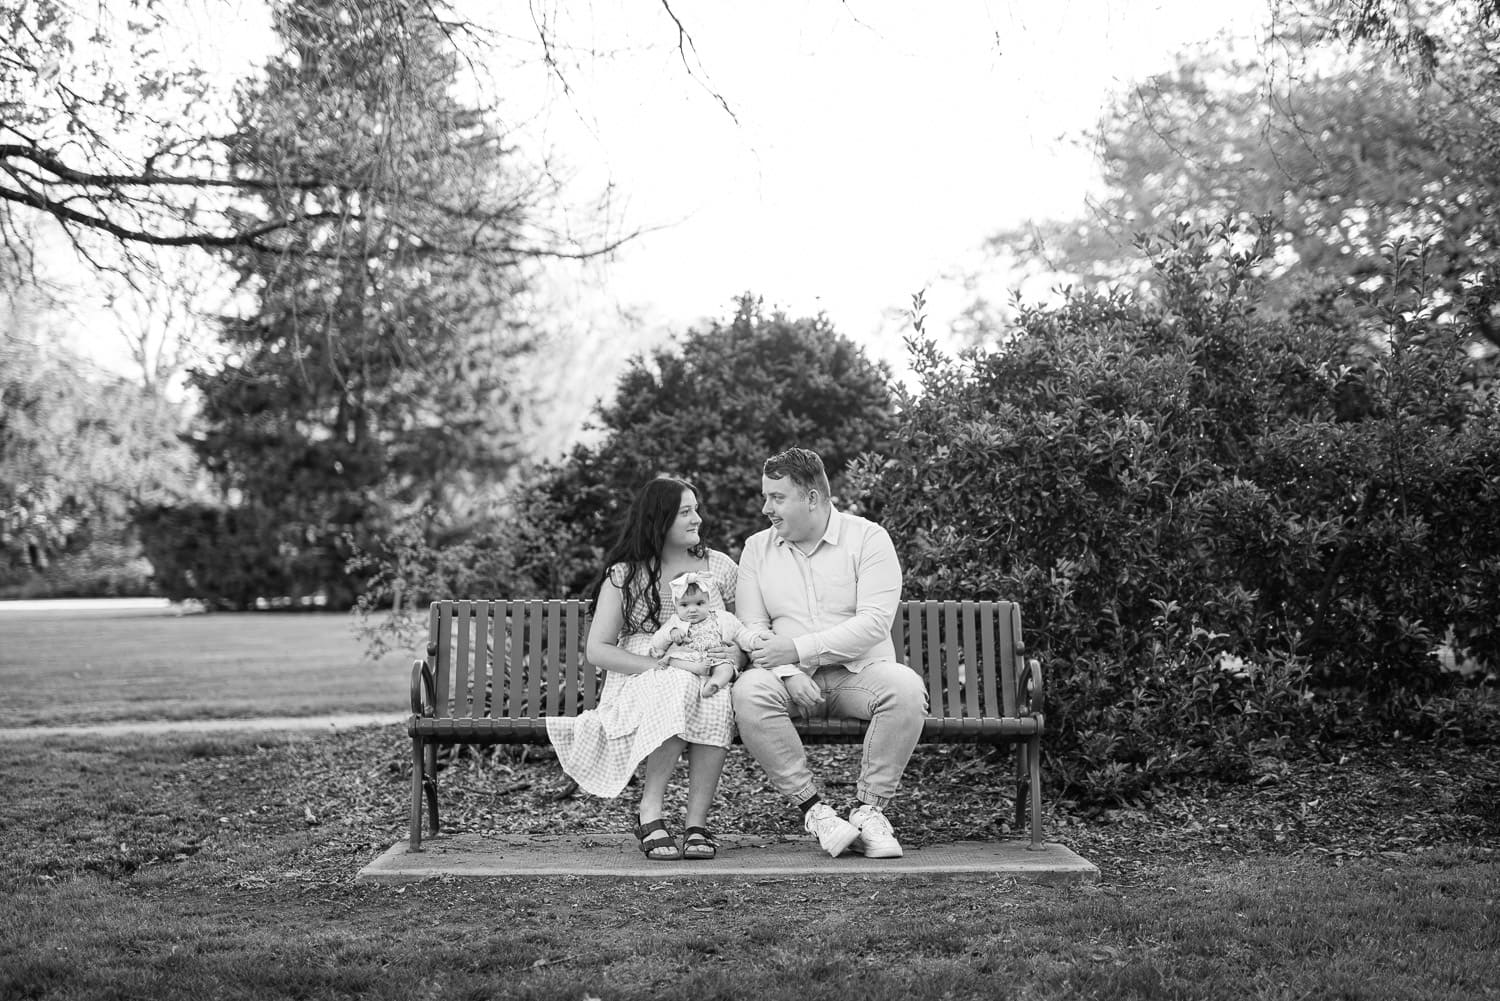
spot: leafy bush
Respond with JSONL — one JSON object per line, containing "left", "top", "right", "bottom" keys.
{"left": 0, "top": 536, "right": 157, "bottom": 600}
{"left": 2, "top": 331, "right": 197, "bottom": 593}
{"left": 851, "top": 220, "right": 1500, "bottom": 801}
{"left": 136, "top": 502, "right": 357, "bottom": 611}
{"left": 350, "top": 485, "right": 575, "bottom": 656}
{"left": 522, "top": 294, "right": 899, "bottom": 592}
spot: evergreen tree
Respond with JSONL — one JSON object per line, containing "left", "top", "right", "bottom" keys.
{"left": 177, "top": 0, "right": 538, "bottom": 608}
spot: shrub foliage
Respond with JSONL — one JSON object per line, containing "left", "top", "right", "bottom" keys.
{"left": 524, "top": 294, "right": 898, "bottom": 591}
{"left": 850, "top": 221, "right": 1500, "bottom": 799}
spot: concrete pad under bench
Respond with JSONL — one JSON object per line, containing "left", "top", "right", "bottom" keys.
{"left": 357, "top": 833, "right": 1099, "bottom": 884}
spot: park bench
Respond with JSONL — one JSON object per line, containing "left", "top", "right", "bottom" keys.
{"left": 406, "top": 598, "right": 1046, "bottom": 853}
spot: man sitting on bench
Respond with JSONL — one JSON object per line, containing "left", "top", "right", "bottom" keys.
{"left": 733, "top": 446, "right": 929, "bottom": 859}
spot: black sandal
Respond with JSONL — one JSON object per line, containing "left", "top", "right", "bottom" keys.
{"left": 634, "top": 818, "right": 682, "bottom": 861}
{"left": 682, "top": 826, "right": 718, "bottom": 861}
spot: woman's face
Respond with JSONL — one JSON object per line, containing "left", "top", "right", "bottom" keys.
{"left": 664, "top": 488, "right": 703, "bottom": 551}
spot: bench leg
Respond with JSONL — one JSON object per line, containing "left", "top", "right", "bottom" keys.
{"left": 424, "top": 741, "right": 440, "bottom": 836}
{"left": 1020, "top": 744, "right": 1032, "bottom": 846}
{"left": 409, "top": 736, "right": 426, "bottom": 852}
{"left": 1016, "top": 735, "right": 1044, "bottom": 851}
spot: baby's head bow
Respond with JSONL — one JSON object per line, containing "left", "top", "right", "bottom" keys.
{"left": 669, "top": 571, "right": 707, "bottom": 603}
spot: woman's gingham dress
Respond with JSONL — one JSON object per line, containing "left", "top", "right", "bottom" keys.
{"left": 546, "top": 550, "right": 738, "bottom": 798}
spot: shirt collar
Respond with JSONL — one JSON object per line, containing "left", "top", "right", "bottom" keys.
{"left": 774, "top": 505, "right": 843, "bottom": 553}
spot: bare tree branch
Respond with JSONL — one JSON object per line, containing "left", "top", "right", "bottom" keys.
{"left": 2, "top": 0, "right": 637, "bottom": 275}
{"left": 658, "top": 0, "right": 740, "bottom": 126}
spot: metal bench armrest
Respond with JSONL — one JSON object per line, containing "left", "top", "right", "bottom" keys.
{"left": 410, "top": 659, "right": 437, "bottom": 717}
{"left": 1017, "top": 656, "right": 1044, "bottom": 716}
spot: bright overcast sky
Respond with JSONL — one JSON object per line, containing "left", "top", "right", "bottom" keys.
{"left": 46, "top": 0, "right": 1273, "bottom": 399}
{"left": 478, "top": 0, "right": 1275, "bottom": 365}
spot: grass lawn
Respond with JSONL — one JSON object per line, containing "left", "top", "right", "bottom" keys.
{"left": 1, "top": 726, "right": 1496, "bottom": 1001}
{"left": 0, "top": 607, "right": 1496, "bottom": 999}
{"left": 0, "top": 607, "right": 410, "bottom": 726}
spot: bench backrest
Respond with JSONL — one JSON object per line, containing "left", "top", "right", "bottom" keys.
{"left": 424, "top": 599, "right": 1026, "bottom": 721}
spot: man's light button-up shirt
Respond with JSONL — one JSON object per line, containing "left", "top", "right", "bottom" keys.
{"left": 735, "top": 506, "right": 903, "bottom": 676}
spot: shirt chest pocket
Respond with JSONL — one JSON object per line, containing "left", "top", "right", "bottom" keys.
{"left": 811, "top": 570, "right": 858, "bottom": 611}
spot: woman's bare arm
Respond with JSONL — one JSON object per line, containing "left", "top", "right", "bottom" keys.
{"left": 585, "top": 576, "right": 664, "bottom": 675}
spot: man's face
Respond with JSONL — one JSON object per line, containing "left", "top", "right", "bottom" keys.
{"left": 676, "top": 593, "right": 709, "bottom": 623}
{"left": 761, "top": 474, "right": 817, "bottom": 544}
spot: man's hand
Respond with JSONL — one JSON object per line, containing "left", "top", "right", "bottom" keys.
{"left": 782, "top": 671, "right": 823, "bottom": 712}
{"left": 748, "top": 632, "right": 800, "bottom": 671}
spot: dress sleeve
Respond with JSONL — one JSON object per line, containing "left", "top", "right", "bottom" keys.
{"left": 709, "top": 550, "right": 739, "bottom": 612}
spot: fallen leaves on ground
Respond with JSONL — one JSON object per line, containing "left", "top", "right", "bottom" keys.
{"left": 204, "top": 722, "right": 1500, "bottom": 887}
{"left": 22, "top": 720, "right": 1493, "bottom": 889}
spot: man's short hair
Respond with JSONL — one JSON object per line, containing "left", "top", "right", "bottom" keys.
{"left": 763, "top": 447, "right": 832, "bottom": 499}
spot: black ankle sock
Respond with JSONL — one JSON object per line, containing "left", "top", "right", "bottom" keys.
{"left": 797, "top": 795, "right": 822, "bottom": 816}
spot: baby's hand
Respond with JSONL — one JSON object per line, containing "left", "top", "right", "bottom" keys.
{"left": 670, "top": 627, "right": 688, "bottom": 644}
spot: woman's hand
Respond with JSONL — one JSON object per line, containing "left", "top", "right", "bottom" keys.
{"left": 705, "top": 641, "right": 739, "bottom": 665}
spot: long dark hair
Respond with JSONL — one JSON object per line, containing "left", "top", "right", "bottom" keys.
{"left": 587, "top": 476, "right": 706, "bottom": 634}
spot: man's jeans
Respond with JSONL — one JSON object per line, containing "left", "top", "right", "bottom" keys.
{"left": 732, "top": 661, "right": 928, "bottom": 809}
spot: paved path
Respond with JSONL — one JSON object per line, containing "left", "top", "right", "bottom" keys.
{"left": 0, "top": 712, "right": 405, "bottom": 740}
{"left": 359, "top": 832, "right": 1100, "bottom": 883}
{"left": 0, "top": 597, "right": 177, "bottom": 613}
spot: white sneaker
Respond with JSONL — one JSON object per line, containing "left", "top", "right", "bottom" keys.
{"left": 803, "top": 802, "right": 860, "bottom": 858}
{"left": 849, "top": 804, "right": 904, "bottom": 858}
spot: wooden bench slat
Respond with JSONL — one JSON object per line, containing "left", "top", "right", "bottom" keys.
{"left": 434, "top": 602, "right": 452, "bottom": 715}
{"left": 471, "top": 600, "right": 487, "bottom": 716}
{"left": 902, "top": 603, "right": 919, "bottom": 691}
{"left": 487, "top": 602, "right": 503, "bottom": 716}
{"left": 960, "top": 600, "right": 980, "bottom": 719}
{"left": 454, "top": 601, "right": 473, "bottom": 718}
{"left": 978, "top": 601, "right": 1000, "bottom": 719}
{"left": 543, "top": 600, "right": 561, "bottom": 716}
{"left": 999, "top": 602, "right": 1021, "bottom": 718}
{"left": 923, "top": 602, "right": 942, "bottom": 714}
{"left": 943, "top": 601, "right": 962, "bottom": 718}
{"left": 503, "top": 602, "right": 523, "bottom": 717}
{"left": 563, "top": 602, "right": 580, "bottom": 715}
{"left": 523, "top": 602, "right": 541, "bottom": 717}
{"left": 482, "top": 601, "right": 498, "bottom": 718}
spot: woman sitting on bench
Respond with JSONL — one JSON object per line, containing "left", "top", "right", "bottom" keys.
{"left": 545, "top": 475, "right": 744, "bottom": 861}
